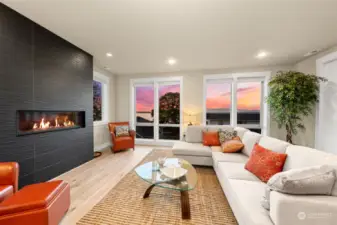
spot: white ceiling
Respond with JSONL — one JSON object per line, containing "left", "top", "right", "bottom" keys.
{"left": 2, "top": 0, "right": 337, "bottom": 75}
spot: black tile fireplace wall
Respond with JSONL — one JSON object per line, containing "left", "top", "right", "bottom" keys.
{"left": 0, "top": 3, "right": 94, "bottom": 187}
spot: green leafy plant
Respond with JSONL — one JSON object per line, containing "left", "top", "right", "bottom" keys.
{"left": 266, "top": 71, "right": 327, "bottom": 144}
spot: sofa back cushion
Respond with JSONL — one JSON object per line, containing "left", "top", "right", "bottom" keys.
{"left": 284, "top": 145, "right": 337, "bottom": 196}
{"left": 258, "top": 136, "right": 290, "bottom": 154}
{"left": 234, "top": 127, "right": 249, "bottom": 140}
{"left": 185, "top": 125, "right": 204, "bottom": 143}
{"left": 241, "top": 131, "right": 262, "bottom": 156}
{"left": 206, "top": 125, "right": 234, "bottom": 133}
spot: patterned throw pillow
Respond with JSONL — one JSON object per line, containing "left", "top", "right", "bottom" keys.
{"left": 218, "top": 130, "right": 237, "bottom": 144}
{"left": 115, "top": 125, "right": 130, "bottom": 137}
{"left": 202, "top": 131, "right": 221, "bottom": 146}
{"left": 245, "top": 144, "right": 287, "bottom": 183}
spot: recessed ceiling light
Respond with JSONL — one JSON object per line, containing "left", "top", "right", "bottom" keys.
{"left": 256, "top": 51, "right": 269, "bottom": 59}
{"left": 106, "top": 52, "right": 113, "bottom": 57}
{"left": 166, "top": 57, "right": 177, "bottom": 65}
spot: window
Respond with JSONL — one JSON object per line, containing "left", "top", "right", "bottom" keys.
{"left": 206, "top": 81, "right": 232, "bottom": 125}
{"left": 237, "top": 81, "right": 263, "bottom": 133}
{"left": 93, "top": 80, "right": 102, "bottom": 122}
{"left": 204, "top": 72, "right": 269, "bottom": 134}
{"left": 131, "top": 77, "right": 182, "bottom": 143}
{"left": 93, "top": 71, "right": 110, "bottom": 124}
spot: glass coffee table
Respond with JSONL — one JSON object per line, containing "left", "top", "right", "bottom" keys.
{"left": 135, "top": 158, "right": 197, "bottom": 219}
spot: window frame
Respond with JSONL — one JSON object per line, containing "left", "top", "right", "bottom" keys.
{"left": 130, "top": 76, "right": 183, "bottom": 145}
{"left": 203, "top": 72, "right": 270, "bottom": 135}
{"left": 93, "top": 71, "right": 110, "bottom": 126}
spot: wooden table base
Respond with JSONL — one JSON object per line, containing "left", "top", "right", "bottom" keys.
{"left": 180, "top": 191, "right": 191, "bottom": 219}
{"left": 143, "top": 185, "right": 191, "bottom": 219}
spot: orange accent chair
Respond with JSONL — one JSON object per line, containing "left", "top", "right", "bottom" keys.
{"left": 108, "top": 122, "right": 135, "bottom": 153}
{"left": 0, "top": 162, "right": 19, "bottom": 203}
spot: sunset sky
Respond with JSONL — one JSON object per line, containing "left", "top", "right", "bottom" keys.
{"left": 136, "top": 84, "right": 180, "bottom": 112}
{"left": 206, "top": 82, "right": 261, "bottom": 110}
{"left": 136, "top": 82, "right": 261, "bottom": 112}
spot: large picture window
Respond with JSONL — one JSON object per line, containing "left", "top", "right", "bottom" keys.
{"left": 93, "top": 80, "right": 103, "bottom": 122}
{"left": 131, "top": 77, "right": 182, "bottom": 143}
{"left": 204, "top": 72, "right": 269, "bottom": 134}
{"left": 206, "top": 81, "right": 231, "bottom": 125}
{"left": 93, "top": 71, "right": 110, "bottom": 124}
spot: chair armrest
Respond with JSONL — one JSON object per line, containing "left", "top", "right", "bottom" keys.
{"left": 0, "top": 162, "right": 19, "bottom": 192}
{"left": 129, "top": 130, "right": 136, "bottom": 138}
{"left": 110, "top": 131, "right": 116, "bottom": 142}
{"left": 269, "top": 191, "right": 337, "bottom": 225}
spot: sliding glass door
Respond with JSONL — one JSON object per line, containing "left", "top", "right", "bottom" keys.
{"left": 132, "top": 78, "right": 182, "bottom": 142}
{"left": 135, "top": 84, "right": 154, "bottom": 139}
{"left": 158, "top": 82, "right": 181, "bottom": 140}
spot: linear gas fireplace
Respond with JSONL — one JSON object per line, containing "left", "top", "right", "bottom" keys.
{"left": 17, "top": 110, "right": 86, "bottom": 136}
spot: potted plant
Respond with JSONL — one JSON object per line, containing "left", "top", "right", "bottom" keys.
{"left": 266, "top": 71, "right": 327, "bottom": 144}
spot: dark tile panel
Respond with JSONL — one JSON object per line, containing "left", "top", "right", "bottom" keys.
{"left": 0, "top": 3, "right": 33, "bottom": 45}
{"left": 0, "top": 3, "right": 94, "bottom": 186}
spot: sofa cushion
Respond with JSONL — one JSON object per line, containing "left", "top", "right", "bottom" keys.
{"left": 283, "top": 145, "right": 337, "bottom": 196}
{"left": 228, "top": 179, "right": 273, "bottom": 225}
{"left": 210, "top": 146, "right": 222, "bottom": 152}
{"left": 185, "top": 125, "right": 204, "bottom": 143}
{"left": 218, "top": 162, "right": 261, "bottom": 181}
{"left": 259, "top": 136, "right": 290, "bottom": 154}
{"left": 269, "top": 191, "right": 337, "bottom": 225}
{"left": 241, "top": 131, "right": 262, "bottom": 156}
{"left": 212, "top": 152, "right": 249, "bottom": 169}
{"left": 234, "top": 127, "right": 249, "bottom": 139}
{"left": 245, "top": 144, "right": 288, "bottom": 182}
{"left": 172, "top": 141, "right": 212, "bottom": 157}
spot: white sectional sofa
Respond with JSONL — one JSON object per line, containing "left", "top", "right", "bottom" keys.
{"left": 172, "top": 125, "right": 337, "bottom": 225}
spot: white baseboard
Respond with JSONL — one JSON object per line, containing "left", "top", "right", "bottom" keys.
{"left": 94, "top": 142, "right": 111, "bottom": 152}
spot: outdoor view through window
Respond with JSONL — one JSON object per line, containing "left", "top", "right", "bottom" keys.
{"left": 136, "top": 84, "right": 180, "bottom": 140}
{"left": 93, "top": 80, "right": 102, "bottom": 121}
{"left": 206, "top": 81, "right": 262, "bottom": 133}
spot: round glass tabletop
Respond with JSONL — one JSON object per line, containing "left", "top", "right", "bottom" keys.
{"left": 135, "top": 158, "right": 198, "bottom": 191}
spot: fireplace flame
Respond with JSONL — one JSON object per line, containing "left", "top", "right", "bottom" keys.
{"left": 33, "top": 116, "right": 75, "bottom": 130}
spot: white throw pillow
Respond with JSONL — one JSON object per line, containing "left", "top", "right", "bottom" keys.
{"left": 261, "top": 165, "right": 336, "bottom": 210}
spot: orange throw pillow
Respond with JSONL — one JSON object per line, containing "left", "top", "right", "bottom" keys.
{"left": 203, "top": 131, "right": 220, "bottom": 146}
{"left": 245, "top": 144, "right": 287, "bottom": 182}
{"left": 222, "top": 140, "right": 244, "bottom": 153}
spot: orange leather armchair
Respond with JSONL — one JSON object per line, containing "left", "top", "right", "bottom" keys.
{"left": 0, "top": 162, "right": 19, "bottom": 203}
{"left": 108, "top": 122, "right": 135, "bottom": 153}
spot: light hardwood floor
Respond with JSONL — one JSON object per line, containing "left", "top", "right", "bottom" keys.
{"left": 57, "top": 146, "right": 154, "bottom": 225}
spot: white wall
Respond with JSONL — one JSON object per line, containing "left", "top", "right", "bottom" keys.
{"left": 291, "top": 45, "right": 337, "bottom": 147}
{"left": 115, "top": 65, "right": 293, "bottom": 140}
{"left": 93, "top": 65, "right": 116, "bottom": 151}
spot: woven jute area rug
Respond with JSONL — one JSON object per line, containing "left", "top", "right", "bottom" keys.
{"left": 77, "top": 149, "right": 238, "bottom": 225}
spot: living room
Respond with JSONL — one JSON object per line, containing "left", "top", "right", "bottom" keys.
{"left": 0, "top": 1, "right": 337, "bottom": 225}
